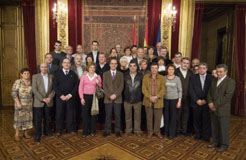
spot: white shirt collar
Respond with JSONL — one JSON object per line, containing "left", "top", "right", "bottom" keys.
{"left": 199, "top": 73, "right": 207, "bottom": 77}
{"left": 63, "top": 68, "right": 70, "bottom": 74}
{"left": 110, "top": 70, "right": 116, "bottom": 75}
{"left": 41, "top": 73, "right": 48, "bottom": 77}
{"left": 87, "top": 73, "right": 97, "bottom": 81}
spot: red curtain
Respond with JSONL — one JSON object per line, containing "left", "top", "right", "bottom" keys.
{"left": 171, "top": 0, "right": 181, "bottom": 58}
{"left": 22, "top": 0, "right": 37, "bottom": 75}
{"left": 49, "top": 0, "right": 57, "bottom": 51}
{"left": 191, "top": 3, "right": 204, "bottom": 60}
{"left": 234, "top": 4, "right": 246, "bottom": 116}
{"left": 68, "top": 0, "right": 82, "bottom": 50}
{"left": 148, "top": 0, "right": 162, "bottom": 47}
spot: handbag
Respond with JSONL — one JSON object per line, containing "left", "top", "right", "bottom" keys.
{"left": 91, "top": 93, "right": 99, "bottom": 115}
{"left": 95, "top": 77, "right": 104, "bottom": 99}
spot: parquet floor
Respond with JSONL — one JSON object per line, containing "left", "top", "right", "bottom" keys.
{"left": 0, "top": 108, "right": 246, "bottom": 160}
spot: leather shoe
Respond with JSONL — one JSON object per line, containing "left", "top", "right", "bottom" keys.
{"left": 34, "top": 137, "right": 40, "bottom": 142}
{"left": 71, "top": 132, "right": 77, "bottom": 136}
{"left": 207, "top": 144, "right": 219, "bottom": 148}
{"left": 103, "top": 132, "right": 110, "bottom": 137}
{"left": 157, "top": 133, "right": 163, "bottom": 139}
{"left": 217, "top": 147, "right": 227, "bottom": 152}
{"left": 55, "top": 133, "right": 61, "bottom": 138}
{"left": 116, "top": 132, "right": 121, "bottom": 138}
{"left": 194, "top": 136, "right": 201, "bottom": 140}
{"left": 147, "top": 133, "right": 153, "bottom": 138}
{"left": 136, "top": 132, "right": 142, "bottom": 137}
{"left": 90, "top": 133, "right": 95, "bottom": 137}
{"left": 44, "top": 133, "right": 53, "bottom": 136}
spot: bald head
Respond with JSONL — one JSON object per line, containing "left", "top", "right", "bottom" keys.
{"left": 40, "top": 63, "right": 48, "bottom": 74}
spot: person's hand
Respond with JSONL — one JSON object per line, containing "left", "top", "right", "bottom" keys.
{"left": 16, "top": 102, "right": 22, "bottom": 109}
{"left": 81, "top": 98, "right": 85, "bottom": 105}
{"left": 95, "top": 78, "right": 99, "bottom": 84}
{"left": 65, "top": 94, "right": 72, "bottom": 101}
{"left": 208, "top": 103, "right": 216, "bottom": 111}
{"left": 150, "top": 96, "right": 157, "bottom": 103}
{"left": 176, "top": 101, "right": 181, "bottom": 108}
{"left": 60, "top": 95, "right": 66, "bottom": 101}
{"left": 46, "top": 98, "right": 51, "bottom": 104}
{"left": 201, "top": 100, "right": 207, "bottom": 105}
{"left": 43, "top": 98, "right": 47, "bottom": 104}
{"left": 196, "top": 100, "right": 203, "bottom": 106}
{"left": 110, "top": 94, "right": 116, "bottom": 100}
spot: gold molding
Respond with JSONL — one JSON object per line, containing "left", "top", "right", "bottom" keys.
{"left": 35, "top": 0, "right": 50, "bottom": 65}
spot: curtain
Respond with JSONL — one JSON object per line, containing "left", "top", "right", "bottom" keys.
{"left": 49, "top": 0, "right": 57, "bottom": 51}
{"left": 148, "top": 0, "right": 162, "bottom": 47}
{"left": 171, "top": 0, "right": 181, "bottom": 58}
{"left": 234, "top": 4, "right": 246, "bottom": 116}
{"left": 68, "top": 0, "right": 82, "bottom": 50}
{"left": 22, "top": 0, "right": 37, "bottom": 75}
{"left": 191, "top": 3, "right": 204, "bottom": 60}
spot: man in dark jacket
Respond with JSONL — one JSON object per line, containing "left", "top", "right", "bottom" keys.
{"left": 189, "top": 63, "right": 212, "bottom": 142}
{"left": 123, "top": 61, "right": 143, "bottom": 136}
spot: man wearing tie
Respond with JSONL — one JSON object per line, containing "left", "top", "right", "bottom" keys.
{"left": 53, "top": 58, "right": 79, "bottom": 137}
{"left": 189, "top": 63, "right": 212, "bottom": 142}
{"left": 207, "top": 64, "right": 235, "bottom": 152}
{"left": 32, "top": 63, "right": 55, "bottom": 142}
{"left": 37, "top": 53, "right": 59, "bottom": 75}
{"left": 60, "top": 46, "right": 75, "bottom": 68}
{"left": 132, "top": 47, "right": 145, "bottom": 70}
{"left": 88, "top": 41, "right": 100, "bottom": 64}
{"left": 103, "top": 58, "right": 124, "bottom": 137}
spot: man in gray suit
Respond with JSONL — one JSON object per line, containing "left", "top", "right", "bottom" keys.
{"left": 207, "top": 64, "right": 236, "bottom": 152}
{"left": 32, "top": 63, "right": 55, "bottom": 142}
{"left": 37, "top": 53, "right": 59, "bottom": 75}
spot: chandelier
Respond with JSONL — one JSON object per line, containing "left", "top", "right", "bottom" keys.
{"left": 163, "top": 3, "right": 177, "bottom": 31}
{"left": 52, "top": 1, "right": 67, "bottom": 27}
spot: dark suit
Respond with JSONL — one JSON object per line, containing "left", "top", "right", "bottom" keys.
{"left": 207, "top": 76, "right": 236, "bottom": 149}
{"left": 53, "top": 69, "right": 78, "bottom": 133}
{"left": 60, "top": 56, "right": 75, "bottom": 68}
{"left": 37, "top": 64, "right": 59, "bottom": 75}
{"left": 50, "top": 51, "right": 66, "bottom": 66}
{"left": 103, "top": 70, "right": 124, "bottom": 133}
{"left": 88, "top": 51, "right": 100, "bottom": 64}
{"left": 189, "top": 74, "right": 212, "bottom": 140}
{"left": 131, "top": 58, "right": 142, "bottom": 70}
{"left": 175, "top": 68, "right": 193, "bottom": 134}
{"left": 96, "top": 63, "right": 110, "bottom": 125}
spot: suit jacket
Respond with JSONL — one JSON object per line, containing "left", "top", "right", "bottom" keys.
{"left": 142, "top": 73, "right": 166, "bottom": 108}
{"left": 60, "top": 56, "right": 75, "bottom": 68}
{"left": 88, "top": 51, "right": 100, "bottom": 64}
{"left": 70, "top": 64, "right": 86, "bottom": 79}
{"left": 50, "top": 51, "right": 66, "bottom": 66}
{"left": 175, "top": 68, "right": 193, "bottom": 98}
{"left": 207, "top": 76, "right": 236, "bottom": 117}
{"left": 189, "top": 74, "right": 212, "bottom": 108}
{"left": 53, "top": 69, "right": 79, "bottom": 98}
{"left": 32, "top": 73, "right": 55, "bottom": 107}
{"left": 96, "top": 63, "right": 110, "bottom": 81}
{"left": 103, "top": 70, "right": 124, "bottom": 104}
{"left": 37, "top": 64, "right": 59, "bottom": 75}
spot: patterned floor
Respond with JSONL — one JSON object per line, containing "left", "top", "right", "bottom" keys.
{"left": 0, "top": 108, "right": 246, "bottom": 160}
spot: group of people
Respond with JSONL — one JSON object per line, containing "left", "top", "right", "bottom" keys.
{"left": 12, "top": 40, "right": 236, "bottom": 153}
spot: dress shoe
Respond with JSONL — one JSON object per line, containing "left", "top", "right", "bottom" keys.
{"left": 217, "top": 147, "right": 227, "bottom": 152}
{"left": 55, "top": 133, "right": 61, "bottom": 138}
{"left": 194, "top": 135, "right": 201, "bottom": 140}
{"left": 44, "top": 133, "right": 53, "bottom": 136}
{"left": 90, "top": 133, "right": 95, "bottom": 137}
{"left": 147, "top": 133, "right": 153, "bottom": 138}
{"left": 71, "top": 132, "right": 77, "bottom": 136}
{"left": 116, "top": 132, "right": 121, "bottom": 138}
{"left": 103, "top": 132, "right": 110, "bottom": 137}
{"left": 207, "top": 144, "right": 219, "bottom": 148}
{"left": 34, "top": 137, "right": 40, "bottom": 142}
{"left": 157, "top": 133, "right": 163, "bottom": 139}
{"left": 82, "top": 134, "right": 87, "bottom": 138}
{"left": 203, "top": 138, "right": 210, "bottom": 142}
{"left": 24, "top": 131, "right": 31, "bottom": 139}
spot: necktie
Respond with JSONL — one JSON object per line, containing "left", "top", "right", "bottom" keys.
{"left": 65, "top": 71, "right": 68, "bottom": 75}
{"left": 201, "top": 75, "right": 205, "bottom": 90}
{"left": 112, "top": 72, "right": 115, "bottom": 80}
{"left": 48, "top": 64, "right": 51, "bottom": 73}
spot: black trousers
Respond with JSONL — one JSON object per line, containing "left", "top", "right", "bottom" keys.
{"left": 34, "top": 104, "right": 51, "bottom": 137}
{"left": 193, "top": 105, "right": 211, "bottom": 140}
{"left": 81, "top": 94, "right": 97, "bottom": 135}
{"left": 164, "top": 99, "right": 178, "bottom": 138}
{"left": 56, "top": 97, "right": 76, "bottom": 133}
{"left": 75, "top": 95, "right": 82, "bottom": 129}
{"left": 98, "top": 98, "right": 105, "bottom": 125}
{"left": 104, "top": 102, "right": 121, "bottom": 133}
{"left": 176, "top": 98, "right": 190, "bottom": 134}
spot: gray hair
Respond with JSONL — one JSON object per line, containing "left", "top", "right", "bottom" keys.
{"left": 216, "top": 64, "right": 228, "bottom": 71}
{"left": 199, "top": 62, "right": 208, "bottom": 68}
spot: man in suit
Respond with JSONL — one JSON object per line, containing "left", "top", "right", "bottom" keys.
{"left": 175, "top": 57, "right": 193, "bottom": 137}
{"left": 72, "top": 45, "right": 87, "bottom": 66}
{"left": 50, "top": 40, "right": 66, "bottom": 66}
{"left": 88, "top": 40, "right": 100, "bottom": 64}
{"left": 53, "top": 58, "right": 79, "bottom": 137}
{"left": 103, "top": 58, "right": 124, "bottom": 137}
{"left": 60, "top": 46, "right": 74, "bottom": 68}
{"left": 96, "top": 53, "right": 110, "bottom": 128}
{"left": 32, "top": 63, "right": 55, "bottom": 142}
{"left": 173, "top": 52, "right": 182, "bottom": 68}
{"left": 159, "top": 47, "right": 172, "bottom": 65}
{"left": 189, "top": 63, "right": 212, "bottom": 142}
{"left": 132, "top": 47, "right": 145, "bottom": 70}
{"left": 37, "top": 53, "right": 59, "bottom": 75}
{"left": 207, "top": 64, "right": 235, "bottom": 152}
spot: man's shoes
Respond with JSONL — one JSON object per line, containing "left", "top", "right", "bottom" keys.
{"left": 44, "top": 133, "right": 53, "bottom": 136}
{"left": 55, "top": 133, "right": 61, "bottom": 138}
{"left": 147, "top": 133, "right": 153, "bottom": 138}
{"left": 194, "top": 135, "right": 201, "bottom": 140}
{"left": 217, "top": 147, "right": 227, "bottom": 152}
{"left": 203, "top": 138, "right": 210, "bottom": 142}
{"left": 176, "top": 132, "right": 180, "bottom": 137}
{"left": 183, "top": 133, "right": 191, "bottom": 137}
{"left": 103, "top": 132, "right": 110, "bottom": 137}
{"left": 116, "top": 132, "right": 121, "bottom": 138}
{"left": 71, "top": 132, "right": 77, "bottom": 136}
{"left": 34, "top": 136, "right": 41, "bottom": 142}
{"left": 90, "top": 133, "right": 95, "bottom": 137}
{"left": 207, "top": 144, "right": 219, "bottom": 148}
{"left": 157, "top": 133, "right": 163, "bottom": 139}
{"left": 82, "top": 134, "right": 87, "bottom": 138}
{"left": 136, "top": 132, "right": 142, "bottom": 137}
